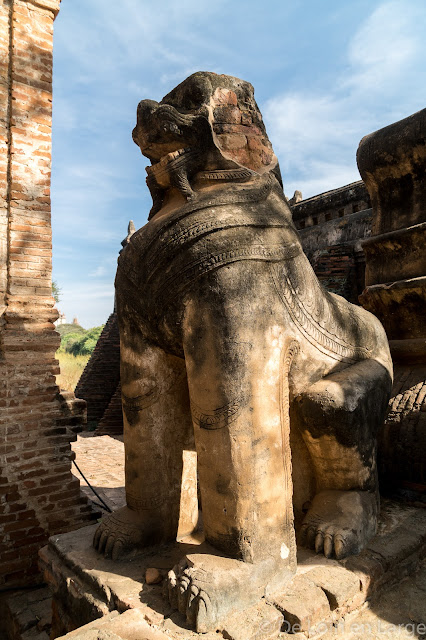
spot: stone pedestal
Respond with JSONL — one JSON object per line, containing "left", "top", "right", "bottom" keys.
{"left": 40, "top": 502, "right": 426, "bottom": 640}
{"left": 357, "top": 108, "right": 426, "bottom": 490}
{"left": 357, "top": 108, "right": 426, "bottom": 359}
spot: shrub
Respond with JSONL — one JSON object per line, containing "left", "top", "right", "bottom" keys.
{"left": 56, "top": 323, "right": 85, "bottom": 338}
{"left": 67, "top": 325, "right": 104, "bottom": 356}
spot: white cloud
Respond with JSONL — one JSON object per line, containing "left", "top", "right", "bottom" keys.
{"left": 55, "top": 0, "right": 230, "bottom": 98}
{"left": 285, "top": 161, "right": 361, "bottom": 202}
{"left": 89, "top": 265, "right": 106, "bottom": 278}
{"left": 59, "top": 282, "right": 115, "bottom": 328}
{"left": 265, "top": 94, "right": 357, "bottom": 166}
{"left": 344, "top": 1, "right": 421, "bottom": 94}
{"left": 264, "top": 1, "right": 426, "bottom": 199}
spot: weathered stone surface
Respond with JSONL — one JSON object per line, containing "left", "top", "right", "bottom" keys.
{"left": 342, "top": 501, "right": 426, "bottom": 595}
{"left": 357, "top": 108, "right": 426, "bottom": 237}
{"left": 55, "top": 609, "right": 169, "bottom": 640}
{"left": 268, "top": 574, "right": 330, "bottom": 633}
{"left": 358, "top": 108, "right": 426, "bottom": 490}
{"left": 362, "top": 223, "right": 426, "bottom": 287}
{"left": 305, "top": 565, "right": 360, "bottom": 610}
{"left": 43, "top": 507, "right": 426, "bottom": 640}
{"left": 366, "top": 508, "right": 426, "bottom": 572}
{"left": 221, "top": 600, "right": 283, "bottom": 640}
{"left": 89, "top": 71, "right": 392, "bottom": 633}
{"left": 358, "top": 108, "right": 426, "bottom": 345}
{"left": 320, "top": 559, "right": 426, "bottom": 640}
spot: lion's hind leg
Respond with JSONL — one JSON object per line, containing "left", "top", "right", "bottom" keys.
{"left": 294, "top": 358, "right": 392, "bottom": 559}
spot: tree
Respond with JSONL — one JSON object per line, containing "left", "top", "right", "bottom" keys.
{"left": 52, "top": 280, "right": 61, "bottom": 304}
{"left": 58, "top": 324, "right": 104, "bottom": 356}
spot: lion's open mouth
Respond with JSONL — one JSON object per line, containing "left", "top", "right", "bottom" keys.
{"left": 147, "top": 147, "right": 189, "bottom": 169}
{"left": 145, "top": 147, "right": 194, "bottom": 179}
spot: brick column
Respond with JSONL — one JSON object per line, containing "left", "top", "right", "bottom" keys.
{"left": 0, "top": 0, "right": 97, "bottom": 589}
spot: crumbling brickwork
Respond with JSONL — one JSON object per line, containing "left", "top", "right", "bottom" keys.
{"left": 95, "top": 382, "right": 123, "bottom": 436}
{"left": 290, "top": 183, "right": 372, "bottom": 301}
{"left": 0, "top": 0, "right": 97, "bottom": 589}
{"left": 379, "top": 364, "right": 426, "bottom": 488}
{"left": 310, "top": 245, "right": 359, "bottom": 303}
{"left": 75, "top": 313, "right": 121, "bottom": 426}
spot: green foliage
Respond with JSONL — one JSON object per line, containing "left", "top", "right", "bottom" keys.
{"left": 59, "top": 324, "right": 104, "bottom": 356}
{"left": 56, "top": 323, "right": 85, "bottom": 337}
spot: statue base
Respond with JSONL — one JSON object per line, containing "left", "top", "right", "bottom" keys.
{"left": 39, "top": 500, "right": 426, "bottom": 640}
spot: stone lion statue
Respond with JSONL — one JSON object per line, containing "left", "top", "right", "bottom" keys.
{"left": 93, "top": 72, "right": 393, "bottom": 632}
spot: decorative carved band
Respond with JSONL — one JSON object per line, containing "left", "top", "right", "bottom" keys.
{"left": 122, "top": 370, "right": 187, "bottom": 425}
{"left": 158, "top": 243, "right": 301, "bottom": 303}
{"left": 269, "top": 262, "right": 372, "bottom": 363}
{"left": 126, "top": 492, "right": 166, "bottom": 510}
{"left": 280, "top": 339, "right": 299, "bottom": 536}
{"left": 144, "top": 212, "right": 297, "bottom": 285}
{"left": 126, "top": 173, "right": 277, "bottom": 259}
{"left": 196, "top": 168, "right": 253, "bottom": 182}
{"left": 191, "top": 397, "right": 244, "bottom": 430}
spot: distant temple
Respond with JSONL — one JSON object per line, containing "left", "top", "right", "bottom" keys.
{"left": 54, "top": 310, "right": 67, "bottom": 326}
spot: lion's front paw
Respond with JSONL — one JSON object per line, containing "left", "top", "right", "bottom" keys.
{"left": 165, "top": 552, "right": 288, "bottom": 632}
{"left": 300, "top": 490, "right": 378, "bottom": 559}
{"left": 93, "top": 506, "right": 155, "bottom": 560}
{"left": 167, "top": 560, "right": 214, "bottom": 632}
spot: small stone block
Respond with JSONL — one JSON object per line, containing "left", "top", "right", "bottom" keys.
{"left": 57, "top": 609, "right": 169, "bottom": 639}
{"left": 268, "top": 574, "right": 330, "bottom": 633}
{"left": 213, "top": 88, "right": 238, "bottom": 105}
{"left": 222, "top": 600, "right": 283, "bottom": 640}
{"left": 304, "top": 565, "right": 360, "bottom": 609}
{"left": 366, "top": 510, "right": 426, "bottom": 571}
{"left": 145, "top": 567, "right": 162, "bottom": 585}
{"left": 342, "top": 552, "right": 384, "bottom": 594}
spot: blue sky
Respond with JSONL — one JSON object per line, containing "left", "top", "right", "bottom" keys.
{"left": 51, "top": 0, "right": 426, "bottom": 328}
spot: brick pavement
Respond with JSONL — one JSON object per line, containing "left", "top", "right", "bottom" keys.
{"left": 71, "top": 434, "right": 125, "bottom": 513}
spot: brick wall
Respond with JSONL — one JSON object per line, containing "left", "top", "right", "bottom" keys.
{"left": 292, "top": 181, "right": 370, "bottom": 231}
{"left": 0, "top": 0, "right": 97, "bottom": 589}
{"left": 311, "top": 245, "right": 359, "bottom": 303}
